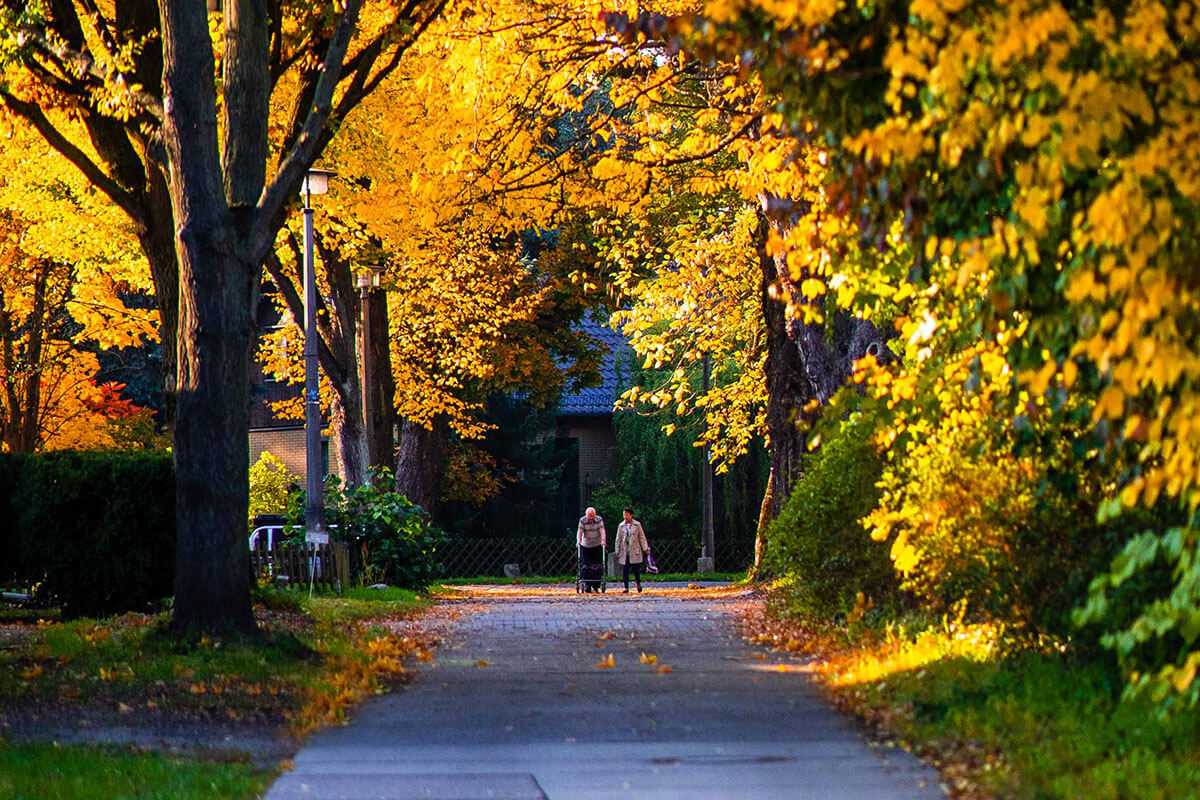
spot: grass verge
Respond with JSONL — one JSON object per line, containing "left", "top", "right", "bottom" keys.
{"left": 0, "top": 742, "right": 272, "bottom": 800}
{"left": 749, "top": 588, "right": 1200, "bottom": 799}
{"left": 0, "top": 585, "right": 433, "bottom": 797}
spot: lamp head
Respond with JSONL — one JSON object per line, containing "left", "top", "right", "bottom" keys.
{"left": 355, "top": 261, "right": 385, "bottom": 289}
{"left": 300, "top": 168, "right": 336, "bottom": 197}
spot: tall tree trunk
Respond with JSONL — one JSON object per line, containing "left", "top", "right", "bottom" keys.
{"left": 171, "top": 243, "right": 257, "bottom": 634}
{"left": 395, "top": 416, "right": 448, "bottom": 512}
{"left": 162, "top": 0, "right": 255, "bottom": 634}
{"left": 7, "top": 0, "right": 423, "bottom": 636}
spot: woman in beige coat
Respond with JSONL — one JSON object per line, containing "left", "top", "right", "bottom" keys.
{"left": 614, "top": 508, "right": 651, "bottom": 593}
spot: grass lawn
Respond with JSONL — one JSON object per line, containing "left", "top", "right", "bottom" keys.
{"left": 0, "top": 585, "right": 432, "bottom": 798}
{"left": 751, "top": 591, "right": 1200, "bottom": 799}
{"left": 0, "top": 742, "right": 272, "bottom": 800}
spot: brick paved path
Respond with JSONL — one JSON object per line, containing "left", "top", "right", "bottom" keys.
{"left": 262, "top": 585, "right": 943, "bottom": 800}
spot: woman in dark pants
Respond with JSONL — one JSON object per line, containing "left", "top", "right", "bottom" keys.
{"left": 614, "top": 507, "right": 650, "bottom": 593}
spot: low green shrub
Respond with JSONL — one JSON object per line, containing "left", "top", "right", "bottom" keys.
{"left": 289, "top": 468, "right": 446, "bottom": 590}
{"left": 765, "top": 418, "right": 899, "bottom": 618}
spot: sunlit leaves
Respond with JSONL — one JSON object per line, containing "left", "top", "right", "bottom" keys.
{"left": 668, "top": 0, "right": 1200, "bottom": 697}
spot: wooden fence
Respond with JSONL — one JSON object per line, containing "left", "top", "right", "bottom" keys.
{"left": 249, "top": 541, "right": 352, "bottom": 592}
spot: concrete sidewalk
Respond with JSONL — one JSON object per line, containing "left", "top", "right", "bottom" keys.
{"left": 262, "top": 586, "right": 943, "bottom": 799}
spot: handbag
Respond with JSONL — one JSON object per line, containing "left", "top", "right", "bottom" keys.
{"left": 644, "top": 553, "right": 659, "bottom": 574}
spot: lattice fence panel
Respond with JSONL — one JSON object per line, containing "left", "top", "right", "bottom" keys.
{"left": 434, "top": 537, "right": 755, "bottom": 578}
{"left": 436, "top": 538, "right": 579, "bottom": 577}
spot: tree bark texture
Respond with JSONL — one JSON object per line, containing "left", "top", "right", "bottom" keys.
{"left": 0, "top": 260, "right": 51, "bottom": 453}
{"left": 752, "top": 466, "right": 775, "bottom": 577}
{"left": 160, "top": 0, "right": 255, "bottom": 633}
{"left": 329, "top": 390, "right": 369, "bottom": 487}
{"left": 395, "top": 416, "right": 449, "bottom": 512}
{"left": 759, "top": 237, "right": 812, "bottom": 520}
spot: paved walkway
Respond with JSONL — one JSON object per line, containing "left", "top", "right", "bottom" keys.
{"left": 262, "top": 585, "right": 943, "bottom": 800}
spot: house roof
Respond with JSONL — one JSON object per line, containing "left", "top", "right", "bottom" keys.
{"left": 557, "top": 317, "right": 630, "bottom": 417}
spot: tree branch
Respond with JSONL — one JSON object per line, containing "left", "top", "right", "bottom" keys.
{"left": 0, "top": 89, "right": 139, "bottom": 219}
{"left": 253, "top": 0, "right": 367, "bottom": 260}
{"left": 14, "top": 24, "right": 165, "bottom": 122}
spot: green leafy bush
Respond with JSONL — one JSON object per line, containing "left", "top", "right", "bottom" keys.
{"left": 765, "top": 418, "right": 898, "bottom": 618}
{"left": 290, "top": 469, "right": 445, "bottom": 590}
{"left": 0, "top": 451, "right": 175, "bottom": 617}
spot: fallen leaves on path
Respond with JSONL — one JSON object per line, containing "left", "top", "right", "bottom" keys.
{"left": 595, "top": 654, "right": 615, "bottom": 668}
{"left": 476, "top": 660, "right": 490, "bottom": 668}
{"left": 638, "top": 652, "right": 658, "bottom": 665}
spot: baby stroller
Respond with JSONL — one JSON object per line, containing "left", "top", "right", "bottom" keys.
{"left": 576, "top": 542, "right": 607, "bottom": 593}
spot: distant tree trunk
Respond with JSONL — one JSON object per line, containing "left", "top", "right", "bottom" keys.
{"left": 264, "top": 239, "right": 377, "bottom": 487}
{"left": 759, "top": 217, "right": 812, "bottom": 518}
{"left": 329, "top": 389, "right": 369, "bottom": 486}
{"left": 0, "top": 261, "right": 50, "bottom": 453}
{"left": 395, "top": 416, "right": 448, "bottom": 512}
{"left": 365, "top": 289, "right": 396, "bottom": 473}
{"left": 752, "top": 466, "right": 775, "bottom": 576}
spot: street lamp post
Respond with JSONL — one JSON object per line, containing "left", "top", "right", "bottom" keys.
{"left": 698, "top": 351, "right": 715, "bottom": 573}
{"left": 301, "top": 169, "right": 334, "bottom": 547}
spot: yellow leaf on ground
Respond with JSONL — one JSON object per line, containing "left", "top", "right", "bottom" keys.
{"left": 656, "top": 665, "right": 672, "bottom": 674}
{"left": 596, "top": 654, "right": 615, "bottom": 668}
{"left": 476, "top": 660, "right": 490, "bottom": 667}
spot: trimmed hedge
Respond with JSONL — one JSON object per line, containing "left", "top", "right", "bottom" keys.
{"left": 0, "top": 451, "right": 175, "bottom": 617}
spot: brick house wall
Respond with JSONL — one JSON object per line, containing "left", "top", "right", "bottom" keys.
{"left": 249, "top": 426, "right": 338, "bottom": 482}
{"left": 555, "top": 415, "right": 617, "bottom": 512}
